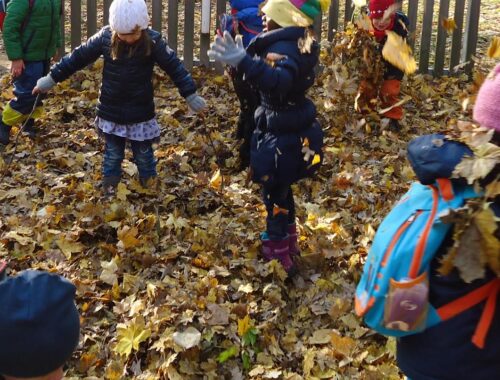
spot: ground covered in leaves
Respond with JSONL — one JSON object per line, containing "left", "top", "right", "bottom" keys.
{"left": 0, "top": 32, "right": 497, "bottom": 380}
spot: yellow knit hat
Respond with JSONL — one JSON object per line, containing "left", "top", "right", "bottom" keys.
{"left": 262, "top": 0, "right": 313, "bottom": 27}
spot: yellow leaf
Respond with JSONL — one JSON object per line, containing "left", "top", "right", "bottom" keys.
{"left": 309, "top": 329, "right": 333, "bottom": 344}
{"left": 116, "top": 183, "right": 131, "bottom": 201}
{"left": 237, "top": 315, "right": 252, "bottom": 337}
{"left": 117, "top": 226, "right": 140, "bottom": 250}
{"left": 442, "top": 18, "right": 457, "bottom": 34}
{"left": 382, "top": 31, "right": 417, "bottom": 75}
{"left": 475, "top": 207, "right": 500, "bottom": 276}
{"left": 330, "top": 331, "right": 357, "bottom": 357}
{"left": 114, "top": 316, "right": 151, "bottom": 357}
{"left": 100, "top": 257, "right": 119, "bottom": 285}
{"left": 312, "top": 154, "right": 321, "bottom": 166}
{"left": 209, "top": 169, "right": 222, "bottom": 190}
{"left": 487, "top": 36, "right": 500, "bottom": 58}
{"left": 56, "top": 235, "right": 84, "bottom": 260}
{"left": 273, "top": 205, "right": 289, "bottom": 216}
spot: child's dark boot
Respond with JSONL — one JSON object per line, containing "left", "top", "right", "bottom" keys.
{"left": 261, "top": 233, "right": 295, "bottom": 273}
{"left": 22, "top": 118, "right": 36, "bottom": 139}
{"left": 102, "top": 176, "right": 120, "bottom": 196}
{"left": 0, "top": 121, "right": 11, "bottom": 146}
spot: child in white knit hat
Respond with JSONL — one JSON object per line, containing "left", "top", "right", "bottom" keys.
{"left": 33, "top": 0, "right": 206, "bottom": 194}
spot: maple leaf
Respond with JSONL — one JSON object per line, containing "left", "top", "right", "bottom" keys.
{"left": 453, "top": 223, "right": 486, "bottom": 283}
{"left": 474, "top": 206, "right": 500, "bottom": 276}
{"left": 117, "top": 225, "right": 140, "bottom": 250}
{"left": 453, "top": 143, "right": 500, "bottom": 184}
{"left": 116, "top": 183, "right": 131, "bottom": 201}
{"left": 56, "top": 235, "right": 84, "bottom": 260}
{"left": 114, "top": 316, "right": 151, "bottom": 357}
{"left": 382, "top": 31, "right": 417, "bottom": 75}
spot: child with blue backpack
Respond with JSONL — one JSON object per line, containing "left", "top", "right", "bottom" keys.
{"left": 33, "top": 0, "right": 205, "bottom": 194}
{"left": 0, "top": 0, "right": 62, "bottom": 145}
{"left": 209, "top": 0, "right": 328, "bottom": 273}
{"left": 356, "top": 64, "right": 500, "bottom": 379}
{"left": 219, "top": 0, "right": 264, "bottom": 169}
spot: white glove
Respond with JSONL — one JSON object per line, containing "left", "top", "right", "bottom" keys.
{"left": 207, "top": 31, "right": 246, "bottom": 67}
{"left": 33, "top": 74, "right": 56, "bottom": 94}
{"left": 186, "top": 93, "right": 206, "bottom": 113}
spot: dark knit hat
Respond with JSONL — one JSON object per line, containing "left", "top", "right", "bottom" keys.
{"left": 0, "top": 270, "right": 80, "bottom": 378}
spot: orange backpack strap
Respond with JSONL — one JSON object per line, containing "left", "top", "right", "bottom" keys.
{"left": 435, "top": 178, "right": 454, "bottom": 201}
{"left": 437, "top": 279, "right": 500, "bottom": 349}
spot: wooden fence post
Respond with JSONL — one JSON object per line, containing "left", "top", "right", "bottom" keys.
{"left": 168, "top": 0, "right": 178, "bottom": 52}
{"left": 419, "top": 0, "right": 434, "bottom": 74}
{"left": 450, "top": 0, "right": 466, "bottom": 73}
{"left": 434, "top": 0, "right": 450, "bottom": 76}
{"left": 462, "top": 0, "right": 481, "bottom": 75}
{"left": 87, "top": 0, "right": 97, "bottom": 38}
{"left": 152, "top": 0, "right": 162, "bottom": 32}
{"left": 214, "top": 0, "right": 227, "bottom": 73}
{"left": 200, "top": 0, "right": 211, "bottom": 67}
{"left": 70, "top": 0, "right": 81, "bottom": 50}
{"left": 344, "top": 0, "right": 352, "bottom": 29}
{"left": 184, "top": 0, "right": 195, "bottom": 71}
{"left": 407, "top": 0, "right": 418, "bottom": 49}
{"left": 327, "top": 1, "right": 339, "bottom": 41}
{"left": 103, "top": 0, "right": 112, "bottom": 28}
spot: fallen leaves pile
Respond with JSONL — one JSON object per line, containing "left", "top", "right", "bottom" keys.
{"left": 0, "top": 26, "right": 498, "bottom": 379}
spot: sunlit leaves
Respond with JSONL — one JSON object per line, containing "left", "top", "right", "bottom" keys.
{"left": 114, "top": 317, "right": 151, "bottom": 357}
{"left": 382, "top": 31, "right": 417, "bottom": 75}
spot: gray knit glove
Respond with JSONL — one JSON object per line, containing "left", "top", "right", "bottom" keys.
{"left": 208, "top": 31, "right": 246, "bottom": 67}
{"left": 186, "top": 93, "right": 206, "bottom": 113}
{"left": 33, "top": 74, "right": 56, "bottom": 94}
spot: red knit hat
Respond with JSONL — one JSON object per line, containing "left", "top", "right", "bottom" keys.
{"left": 369, "top": 0, "right": 395, "bottom": 19}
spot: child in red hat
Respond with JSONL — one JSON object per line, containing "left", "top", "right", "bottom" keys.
{"left": 361, "top": 0, "right": 409, "bottom": 130}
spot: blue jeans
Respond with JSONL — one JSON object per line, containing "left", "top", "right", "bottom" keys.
{"left": 103, "top": 133, "right": 157, "bottom": 179}
{"left": 10, "top": 60, "right": 48, "bottom": 114}
{"left": 262, "top": 182, "right": 295, "bottom": 240}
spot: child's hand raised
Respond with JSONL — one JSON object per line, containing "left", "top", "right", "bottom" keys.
{"left": 186, "top": 93, "right": 206, "bottom": 113}
{"left": 208, "top": 31, "right": 246, "bottom": 68}
{"left": 32, "top": 74, "right": 56, "bottom": 95}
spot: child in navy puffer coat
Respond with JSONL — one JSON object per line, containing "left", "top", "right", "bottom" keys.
{"left": 209, "top": 0, "right": 328, "bottom": 273}
{"left": 33, "top": 0, "right": 205, "bottom": 195}
{"left": 219, "top": 0, "right": 264, "bottom": 169}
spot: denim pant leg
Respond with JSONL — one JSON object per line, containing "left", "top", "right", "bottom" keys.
{"left": 103, "top": 133, "right": 126, "bottom": 178}
{"left": 130, "top": 139, "right": 157, "bottom": 179}
{"left": 9, "top": 61, "right": 48, "bottom": 115}
{"left": 263, "top": 182, "right": 294, "bottom": 240}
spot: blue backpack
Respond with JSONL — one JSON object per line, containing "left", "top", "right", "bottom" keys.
{"left": 355, "top": 178, "right": 499, "bottom": 348}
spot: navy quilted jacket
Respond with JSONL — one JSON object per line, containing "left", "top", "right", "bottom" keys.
{"left": 237, "top": 27, "right": 323, "bottom": 185}
{"left": 50, "top": 26, "right": 196, "bottom": 124}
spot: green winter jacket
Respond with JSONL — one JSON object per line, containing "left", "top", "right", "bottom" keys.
{"left": 3, "top": 0, "right": 62, "bottom": 61}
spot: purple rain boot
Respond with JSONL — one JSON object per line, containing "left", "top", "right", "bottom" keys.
{"left": 261, "top": 233, "right": 295, "bottom": 273}
{"left": 288, "top": 224, "right": 300, "bottom": 257}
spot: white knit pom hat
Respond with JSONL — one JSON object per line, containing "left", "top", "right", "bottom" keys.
{"left": 109, "top": 0, "right": 149, "bottom": 34}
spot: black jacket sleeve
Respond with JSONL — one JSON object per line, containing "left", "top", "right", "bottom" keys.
{"left": 152, "top": 34, "right": 197, "bottom": 98}
{"left": 50, "top": 28, "right": 105, "bottom": 83}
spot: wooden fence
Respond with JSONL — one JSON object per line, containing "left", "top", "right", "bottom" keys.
{"left": 61, "top": 0, "right": 482, "bottom": 76}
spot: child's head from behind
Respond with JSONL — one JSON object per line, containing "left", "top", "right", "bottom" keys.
{"left": 261, "top": 0, "right": 327, "bottom": 29}
{"left": 0, "top": 271, "right": 80, "bottom": 380}
{"left": 369, "top": 0, "right": 395, "bottom": 31}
